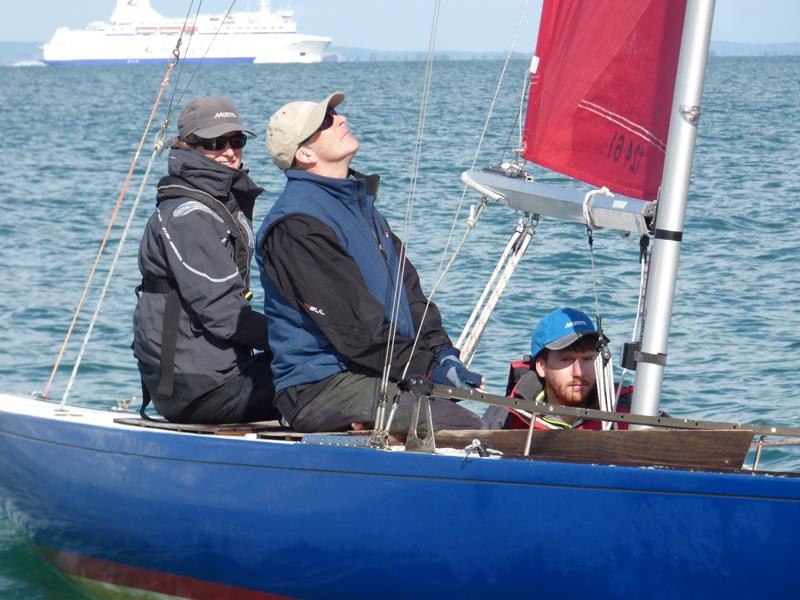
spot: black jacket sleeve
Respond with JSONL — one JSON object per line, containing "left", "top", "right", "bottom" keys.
{"left": 262, "top": 215, "right": 447, "bottom": 379}
{"left": 228, "top": 310, "right": 268, "bottom": 350}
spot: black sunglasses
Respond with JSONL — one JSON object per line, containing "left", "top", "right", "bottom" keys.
{"left": 300, "top": 108, "right": 337, "bottom": 147}
{"left": 318, "top": 107, "right": 337, "bottom": 132}
{"left": 194, "top": 132, "right": 247, "bottom": 151}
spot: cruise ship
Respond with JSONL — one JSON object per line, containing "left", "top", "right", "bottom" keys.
{"left": 42, "top": 0, "right": 332, "bottom": 65}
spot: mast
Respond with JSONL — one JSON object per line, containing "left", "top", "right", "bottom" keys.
{"left": 630, "top": 0, "right": 715, "bottom": 417}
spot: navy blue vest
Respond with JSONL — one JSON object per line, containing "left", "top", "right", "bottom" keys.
{"left": 256, "top": 169, "right": 415, "bottom": 391}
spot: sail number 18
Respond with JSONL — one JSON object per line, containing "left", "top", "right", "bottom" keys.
{"left": 607, "top": 131, "right": 644, "bottom": 174}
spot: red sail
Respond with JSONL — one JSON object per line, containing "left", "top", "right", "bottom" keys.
{"left": 522, "top": 0, "right": 687, "bottom": 200}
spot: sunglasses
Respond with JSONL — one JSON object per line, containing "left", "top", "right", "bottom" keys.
{"left": 194, "top": 132, "right": 247, "bottom": 151}
{"left": 300, "top": 108, "right": 338, "bottom": 147}
{"left": 318, "top": 107, "right": 337, "bottom": 132}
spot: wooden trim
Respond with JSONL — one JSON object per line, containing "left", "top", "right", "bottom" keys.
{"left": 113, "top": 418, "right": 754, "bottom": 471}
{"left": 432, "top": 429, "right": 754, "bottom": 471}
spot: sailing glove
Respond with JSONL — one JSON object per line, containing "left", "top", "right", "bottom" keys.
{"left": 429, "top": 346, "right": 483, "bottom": 389}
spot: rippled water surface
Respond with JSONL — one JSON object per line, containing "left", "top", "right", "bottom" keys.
{"left": 1, "top": 55, "right": 799, "bottom": 595}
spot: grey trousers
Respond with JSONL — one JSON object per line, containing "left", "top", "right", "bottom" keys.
{"left": 289, "top": 370, "right": 485, "bottom": 433}
{"left": 169, "top": 352, "right": 277, "bottom": 424}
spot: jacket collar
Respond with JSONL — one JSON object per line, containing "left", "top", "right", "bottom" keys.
{"left": 284, "top": 168, "right": 381, "bottom": 204}
{"left": 166, "top": 147, "right": 263, "bottom": 218}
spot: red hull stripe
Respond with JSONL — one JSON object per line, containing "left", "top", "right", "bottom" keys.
{"left": 41, "top": 547, "right": 295, "bottom": 600}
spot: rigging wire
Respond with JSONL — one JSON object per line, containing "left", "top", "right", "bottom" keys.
{"left": 517, "top": 63, "right": 530, "bottom": 152}
{"left": 615, "top": 234, "right": 651, "bottom": 404}
{"left": 375, "top": 0, "right": 441, "bottom": 436}
{"left": 175, "top": 0, "right": 239, "bottom": 105}
{"left": 582, "top": 188, "right": 612, "bottom": 330}
{"left": 60, "top": 121, "right": 173, "bottom": 408}
{"left": 498, "top": 96, "right": 522, "bottom": 166}
{"left": 398, "top": 0, "right": 531, "bottom": 381}
{"left": 499, "top": 66, "right": 531, "bottom": 166}
{"left": 582, "top": 187, "right": 618, "bottom": 426}
{"left": 379, "top": 0, "right": 441, "bottom": 397}
{"left": 162, "top": 0, "right": 203, "bottom": 121}
{"left": 456, "top": 215, "right": 537, "bottom": 367}
{"left": 41, "top": 5, "right": 198, "bottom": 399}
{"left": 42, "top": 0, "right": 208, "bottom": 407}
{"left": 47, "top": 1, "right": 237, "bottom": 403}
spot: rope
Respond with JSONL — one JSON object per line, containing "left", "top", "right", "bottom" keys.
{"left": 518, "top": 60, "right": 533, "bottom": 152}
{"left": 161, "top": 0, "right": 202, "bottom": 122}
{"left": 46, "top": 1, "right": 236, "bottom": 402}
{"left": 499, "top": 65, "right": 532, "bottom": 166}
{"left": 45, "top": 0, "right": 209, "bottom": 401}
{"left": 615, "top": 234, "right": 650, "bottom": 403}
{"left": 374, "top": 1, "right": 442, "bottom": 436}
{"left": 457, "top": 217, "right": 537, "bottom": 367}
{"left": 60, "top": 124, "right": 171, "bottom": 408}
{"left": 582, "top": 186, "right": 613, "bottom": 327}
{"left": 581, "top": 187, "right": 617, "bottom": 425}
{"left": 456, "top": 226, "right": 522, "bottom": 350}
{"left": 398, "top": 0, "right": 531, "bottom": 381}
{"left": 380, "top": 0, "right": 441, "bottom": 397}
{"left": 175, "top": 0, "right": 238, "bottom": 106}
{"left": 42, "top": 45, "right": 186, "bottom": 399}
{"left": 751, "top": 439, "right": 800, "bottom": 448}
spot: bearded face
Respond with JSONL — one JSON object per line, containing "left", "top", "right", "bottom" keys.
{"left": 535, "top": 346, "right": 597, "bottom": 407}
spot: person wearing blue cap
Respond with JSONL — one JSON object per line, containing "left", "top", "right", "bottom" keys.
{"left": 530, "top": 308, "right": 601, "bottom": 416}
{"left": 485, "top": 307, "right": 633, "bottom": 430}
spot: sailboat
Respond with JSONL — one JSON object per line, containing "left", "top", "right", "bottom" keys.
{"left": 1, "top": 0, "right": 799, "bottom": 598}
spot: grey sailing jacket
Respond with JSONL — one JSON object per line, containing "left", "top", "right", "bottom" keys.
{"left": 132, "top": 147, "right": 267, "bottom": 419}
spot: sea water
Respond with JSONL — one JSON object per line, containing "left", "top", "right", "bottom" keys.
{"left": 0, "top": 55, "right": 799, "bottom": 596}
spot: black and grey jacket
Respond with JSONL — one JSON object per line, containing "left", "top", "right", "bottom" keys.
{"left": 132, "top": 147, "right": 267, "bottom": 419}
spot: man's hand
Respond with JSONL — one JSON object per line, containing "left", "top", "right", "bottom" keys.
{"left": 429, "top": 347, "right": 483, "bottom": 389}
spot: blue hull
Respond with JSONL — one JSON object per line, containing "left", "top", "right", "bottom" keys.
{"left": 1, "top": 395, "right": 799, "bottom": 598}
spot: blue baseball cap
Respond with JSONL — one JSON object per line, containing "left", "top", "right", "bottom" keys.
{"left": 530, "top": 308, "right": 598, "bottom": 360}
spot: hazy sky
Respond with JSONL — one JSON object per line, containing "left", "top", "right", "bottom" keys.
{"left": 2, "top": 0, "right": 799, "bottom": 49}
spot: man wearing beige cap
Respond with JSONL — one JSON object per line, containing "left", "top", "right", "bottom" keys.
{"left": 255, "top": 92, "right": 484, "bottom": 433}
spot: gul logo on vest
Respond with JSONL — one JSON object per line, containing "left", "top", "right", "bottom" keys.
{"left": 304, "top": 303, "right": 326, "bottom": 317}
{"left": 214, "top": 112, "right": 237, "bottom": 119}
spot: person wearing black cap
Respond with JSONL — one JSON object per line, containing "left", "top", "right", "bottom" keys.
{"left": 255, "top": 92, "right": 484, "bottom": 433}
{"left": 133, "top": 96, "right": 277, "bottom": 424}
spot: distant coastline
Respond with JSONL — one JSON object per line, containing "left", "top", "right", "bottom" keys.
{"left": 2, "top": 40, "right": 799, "bottom": 66}
{"left": 326, "top": 42, "right": 800, "bottom": 62}
{"left": 709, "top": 41, "right": 800, "bottom": 57}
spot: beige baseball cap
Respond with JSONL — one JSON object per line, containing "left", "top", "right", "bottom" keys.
{"left": 266, "top": 91, "right": 345, "bottom": 170}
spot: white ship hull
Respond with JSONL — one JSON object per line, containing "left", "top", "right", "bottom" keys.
{"left": 42, "top": 31, "right": 331, "bottom": 65}
{"left": 41, "top": 0, "right": 332, "bottom": 65}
